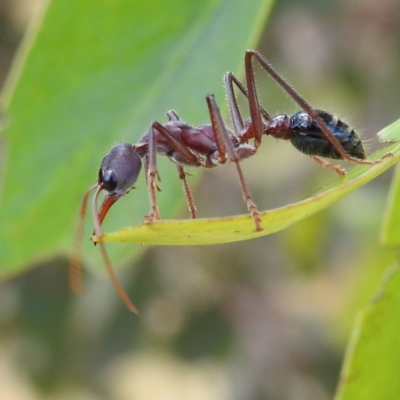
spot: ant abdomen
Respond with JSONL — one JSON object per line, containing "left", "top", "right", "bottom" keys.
{"left": 290, "top": 110, "right": 366, "bottom": 160}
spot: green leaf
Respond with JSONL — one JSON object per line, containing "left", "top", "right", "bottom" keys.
{"left": 0, "top": 0, "right": 273, "bottom": 275}
{"left": 380, "top": 164, "right": 400, "bottom": 247}
{"left": 379, "top": 120, "right": 400, "bottom": 248}
{"left": 97, "top": 119, "right": 400, "bottom": 245}
{"left": 334, "top": 266, "right": 400, "bottom": 400}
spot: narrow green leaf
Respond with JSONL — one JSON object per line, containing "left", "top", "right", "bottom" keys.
{"left": 380, "top": 164, "right": 400, "bottom": 247}
{"left": 335, "top": 266, "right": 400, "bottom": 400}
{"left": 379, "top": 120, "right": 400, "bottom": 248}
{"left": 98, "top": 119, "right": 400, "bottom": 245}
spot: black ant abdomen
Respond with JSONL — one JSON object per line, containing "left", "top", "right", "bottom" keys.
{"left": 289, "top": 110, "right": 366, "bottom": 160}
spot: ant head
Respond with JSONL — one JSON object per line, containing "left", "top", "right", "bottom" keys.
{"left": 97, "top": 143, "right": 142, "bottom": 224}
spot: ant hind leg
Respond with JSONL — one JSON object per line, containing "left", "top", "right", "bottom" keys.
{"left": 206, "top": 94, "right": 262, "bottom": 232}
{"left": 312, "top": 156, "right": 346, "bottom": 176}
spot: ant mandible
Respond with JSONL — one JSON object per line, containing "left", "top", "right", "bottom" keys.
{"left": 70, "top": 50, "right": 392, "bottom": 313}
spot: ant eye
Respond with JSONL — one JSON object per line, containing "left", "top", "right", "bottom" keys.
{"left": 101, "top": 170, "right": 118, "bottom": 192}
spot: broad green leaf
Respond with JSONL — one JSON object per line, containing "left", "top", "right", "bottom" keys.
{"left": 97, "top": 119, "right": 400, "bottom": 245}
{"left": 335, "top": 266, "right": 400, "bottom": 400}
{"left": 0, "top": 0, "right": 273, "bottom": 275}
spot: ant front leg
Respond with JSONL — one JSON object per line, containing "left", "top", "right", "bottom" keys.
{"left": 206, "top": 94, "right": 262, "bottom": 232}
{"left": 143, "top": 124, "right": 161, "bottom": 223}
{"left": 177, "top": 166, "right": 197, "bottom": 218}
{"left": 244, "top": 50, "right": 393, "bottom": 165}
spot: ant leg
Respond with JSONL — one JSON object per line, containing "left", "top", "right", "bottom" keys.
{"left": 148, "top": 121, "right": 202, "bottom": 220}
{"left": 161, "top": 113, "right": 199, "bottom": 217}
{"left": 312, "top": 156, "right": 346, "bottom": 176}
{"left": 143, "top": 153, "right": 162, "bottom": 188}
{"left": 177, "top": 166, "right": 197, "bottom": 218}
{"left": 245, "top": 50, "right": 392, "bottom": 165}
{"left": 225, "top": 72, "right": 270, "bottom": 143}
{"left": 242, "top": 53, "right": 269, "bottom": 149}
{"left": 224, "top": 73, "right": 245, "bottom": 134}
{"left": 143, "top": 154, "right": 149, "bottom": 185}
{"left": 166, "top": 110, "right": 180, "bottom": 121}
{"left": 206, "top": 94, "right": 262, "bottom": 232}
{"left": 225, "top": 72, "right": 271, "bottom": 125}
{"left": 144, "top": 125, "right": 161, "bottom": 223}
{"left": 151, "top": 121, "right": 202, "bottom": 166}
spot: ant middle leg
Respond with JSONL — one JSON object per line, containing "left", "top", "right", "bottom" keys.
{"left": 225, "top": 71, "right": 270, "bottom": 144}
{"left": 163, "top": 111, "right": 199, "bottom": 217}
{"left": 206, "top": 94, "right": 262, "bottom": 232}
{"left": 145, "top": 117, "right": 204, "bottom": 223}
{"left": 148, "top": 121, "right": 202, "bottom": 220}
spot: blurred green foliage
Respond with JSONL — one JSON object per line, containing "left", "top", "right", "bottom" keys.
{"left": 0, "top": 0, "right": 271, "bottom": 273}
{"left": 0, "top": 0, "right": 400, "bottom": 399}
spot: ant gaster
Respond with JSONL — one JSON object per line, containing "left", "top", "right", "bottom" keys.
{"left": 70, "top": 50, "right": 392, "bottom": 313}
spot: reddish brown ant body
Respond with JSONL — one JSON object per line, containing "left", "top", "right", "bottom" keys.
{"left": 71, "top": 94, "right": 261, "bottom": 313}
{"left": 70, "top": 50, "right": 391, "bottom": 313}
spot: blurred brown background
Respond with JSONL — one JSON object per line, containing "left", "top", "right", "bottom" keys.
{"left": 0, "top": 0, "right": 399, "bottom": 399}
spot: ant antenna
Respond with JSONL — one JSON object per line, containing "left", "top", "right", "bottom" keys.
{"left": 70, "top": 184, "right": 139, "bottom": 314}
{"left": 70, "top": 184, "right": 97, "bottom": 297}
